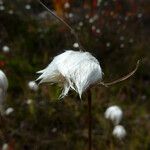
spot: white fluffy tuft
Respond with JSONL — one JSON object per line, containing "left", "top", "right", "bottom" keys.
{"left": 0, "top": 70, "right": 8, "bottom": 104}
{"left": 5, "top": 107, "right": 14, "bottom": 115}
{"left": 105, "top": 105, "right": 123, "bottom": 125}
{"left": 112, "top": 125, "right": 126, "bottom": 140}
{"left": 37, "top": 50, "right": 102, "bottom": 98}
{"left": 28, "top": 81, "right": 38, "bottom": 91}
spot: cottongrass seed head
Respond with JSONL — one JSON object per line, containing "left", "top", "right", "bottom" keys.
{"left": 37, "top": 50, "right": 103, "bottom": 98}
{"left": 0, "top": 70, "right": 8, "bottom": 104}
{"left": 2, "top": 45, "right": 10, "bottom": 53}
{"left": 2, "top": 143, "right": 9, "bottom": 150}
{"left": 113, "top": 125, "right": 126, "bottom": 140}
{"left": 105, "top": 105, "right": 123, "bottom": 125}
{"left": 5, "top": 107, "right": 14, "bottom": 116}
{"left": 28, "top": 81, "right": 38, "bottom": 91}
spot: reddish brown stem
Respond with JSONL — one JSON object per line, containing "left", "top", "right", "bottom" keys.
{"left": 87, "top": 89, "right": 92, "bottom": 150}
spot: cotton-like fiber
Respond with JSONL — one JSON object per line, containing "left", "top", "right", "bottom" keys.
{"left": 28, "top": 81, "right": 38, "bottom": 91}
{"left": 37, "top": 50, "right": 102, "bottom": 98}
{"left": 105, "top": 105, "right": 123, "bottom": 125}
{"left": 113, "top": 125, "right": 126, "bottom": 140}
{"left": 0, "top": 70, "right": 8, "bottom": 111}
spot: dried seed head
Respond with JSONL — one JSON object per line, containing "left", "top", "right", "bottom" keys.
{"left": 5, "top": 107, "right": 14, "bottom": 115}
{"left": 73, "top": 43, "right": 79, "bottom": 48}
{"left": 105, "top": 105, "right": 123, "bottom": 125}
{"left": 0, "top": 70, "right": 8, "bottom": 105}
{"left": 37, "top": 50, "right": 103, "bottom": 98}
{"left": 2, "top": 45, "right": 10, "bottom": 53}
{"left": 2, "top": 143, "right": 9, "bottom": 150}
{"left": 113, "top": 125, "right": 126, "bottom": 140}
{"left": 28, "top": 81, "right": 38, "bottom": 91}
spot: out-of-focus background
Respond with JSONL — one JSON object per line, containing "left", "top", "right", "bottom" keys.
{"left": 0, "top": 0, "right": 149, "bottom": 149}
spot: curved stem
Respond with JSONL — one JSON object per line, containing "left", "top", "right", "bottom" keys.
{"left": 39, "top": 0, "right": 85, "bottom": 51}
{"left": 100, "top": 60, "right": 140, "bottom": 87}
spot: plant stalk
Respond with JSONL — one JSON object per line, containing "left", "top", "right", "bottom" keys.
{"left": 87, "top": 89, "right": 92, "bottom": 150}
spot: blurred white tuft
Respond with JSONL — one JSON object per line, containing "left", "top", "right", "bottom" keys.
{"left": 5, "top": 107, "right": 14, "bottom": 115}
{"left": 120, "top": 43, "right": 124, "bottom": 48}
{"left": 89, "top": 18, "right": 94, "bottom": 24}
{"left": 137, "top": 13, "right": 142, "bottom": 18}
{"left": 8, "top": 10, "right": 14, "bottom": 15}
{"left": 105, "top": 105, "right": 123, "bottom": 125}
{"left": 106, "top": 42, "right": 111, "bottom": 48}
{"left": 79, "top": 22, "right": 83, "bottom": 27}
{"left": 129, "top": 38, "right": 134, "bottom": 43}
{"left": 26, "top": 99, "right": 33, "bottom": 105}
{"left": 0, "top": 70, "right": 8, "bottom": 112}
{"left": 2, "top": 143, "right": 8, "bottom": 150}
{"left": 73, "top": 43, "right": 79, "bottom": 48}
{"left": 92, "top": 25, "right": 96, "bottom": 30}
{"left": 97, "top": 0, "right": 102, "bottom": 6}
{"left": 0, "top": 5, "right": 5, "bottom": 11}
{"left": 28, "top": 81, "right": 38, "bottom": 91}
{"left": 68, "top": 13, "right": 73, "bottom": 18}
{"left": 51, "top": 127, "right": 57, "bottom": 133}
{"left": 120, "top": 36, "right": 125, "bottom": 41}
{"left": 113, "top": 125, "right": 126, "bottom": 140}
{"left": 85, "top": 14, "right": 89, "bottom": 19}
{"left": 96, "top": 29, "right": 101, "bottom": 34}
{"left": 25, "top": 4, "right": 31, "bottom": 10}
{"left": 64, "top": 2, "right": 70, "bottom": 9}
{"left": 2, "top": 45, "right": 10, "bottom": 53}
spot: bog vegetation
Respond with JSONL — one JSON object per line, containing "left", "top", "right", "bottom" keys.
{"left": 0, "top": 0, "right": 149, "bottom": 149}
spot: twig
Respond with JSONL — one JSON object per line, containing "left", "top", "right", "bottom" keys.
{"left": 38, "top": 0, "right": 85, "bottom": 51}
{"left": 100, "top": 60, "right": 140, "bottom": 87}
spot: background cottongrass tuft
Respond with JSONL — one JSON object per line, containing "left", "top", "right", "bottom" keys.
{"left": 112, "top": 125, "right": 126, "bottom": 140}
{"left": 28, "top": 81, "right": 38, "bottom": 91}
{"left": 5, "top": 107, "right": 14, "bottom": 115}
{"left": 105, "top": 105, "right": 127, "bottom": 140}
{"left": 105, "top": 105, "right": 123, "bottom": 125}
{"left": 0, "top": 70, "right": 8, "bottom": 113}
